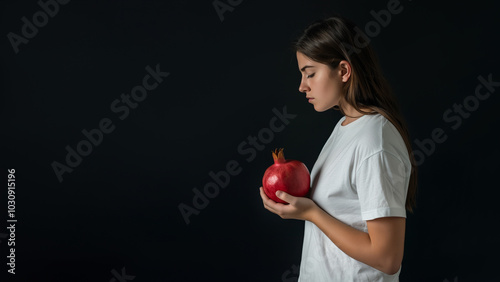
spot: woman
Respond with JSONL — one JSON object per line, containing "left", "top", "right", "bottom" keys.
{"left": 259, "top": 15, "right": 418, "bottom": 281}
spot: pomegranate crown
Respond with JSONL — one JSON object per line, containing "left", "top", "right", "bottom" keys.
{"left": 271, "top": 148, "right": 286, "bottom": 164}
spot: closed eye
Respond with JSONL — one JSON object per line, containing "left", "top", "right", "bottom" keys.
{"left": 307, "top": 73, "right": 315, "bottom": 78}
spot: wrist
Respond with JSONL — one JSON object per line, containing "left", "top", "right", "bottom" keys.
{"left": 305, "top": 203, "right": 321, "bottom": 223}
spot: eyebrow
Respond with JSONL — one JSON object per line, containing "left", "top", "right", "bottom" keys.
{"left": 300, "top": 65, "right": 315, "bottom": 72}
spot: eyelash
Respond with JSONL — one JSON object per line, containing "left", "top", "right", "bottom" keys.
{"left": 307, "top": 73, "right": 315, "bottom": 78}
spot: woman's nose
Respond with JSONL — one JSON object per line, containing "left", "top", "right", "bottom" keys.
{"left": 299, "top": 82, "right": 309, "bottom": 93}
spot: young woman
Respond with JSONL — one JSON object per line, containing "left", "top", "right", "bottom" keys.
{"left": 259, "top": 15, "right": 418, "bottom": 281}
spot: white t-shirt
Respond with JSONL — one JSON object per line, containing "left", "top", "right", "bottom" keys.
{"left": 298, "top": 113, "right": 411, "bottom": 282}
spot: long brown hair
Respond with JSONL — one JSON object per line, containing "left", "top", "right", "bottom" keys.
{"left": 292, "top": 15, "right": 418, "bottom": 212}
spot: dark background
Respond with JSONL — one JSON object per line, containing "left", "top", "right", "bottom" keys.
{"left": 1, "top": 0, "right": 499, "bottom": 281}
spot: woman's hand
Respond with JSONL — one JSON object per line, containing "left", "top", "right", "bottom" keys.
{"left": 259, "top": 186, "right": 318, "bottom": 221}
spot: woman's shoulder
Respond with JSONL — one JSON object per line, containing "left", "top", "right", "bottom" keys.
{"left": 355, "top": 113, "right": 408, "bottom": 158}
{"left": 358, "top": 113, "right": 401, "bottom": 138}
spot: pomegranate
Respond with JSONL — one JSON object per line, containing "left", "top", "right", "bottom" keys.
{"left": 262, "top": 148, "right": 310, "bottom": 204}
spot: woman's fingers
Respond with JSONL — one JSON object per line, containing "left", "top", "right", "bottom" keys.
{"left": 260, "top": 186, "right": 316, "bottom": 221}
{"left": 275, "top": 190, "right": 297, "bottom": 205}
{"left": 259, "top": 187, "right": 280, "bottom": 214}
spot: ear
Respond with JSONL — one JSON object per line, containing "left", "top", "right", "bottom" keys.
{"left": 339, "top": 60, "right": 351, "bottom": 83}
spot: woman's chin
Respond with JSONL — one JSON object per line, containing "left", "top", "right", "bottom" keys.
{"left": 313, "top": 104, "right": 329, "bottom": 112}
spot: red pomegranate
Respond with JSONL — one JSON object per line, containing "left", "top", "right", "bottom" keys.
{"left": 262, "top": 148, "right": 310, "bottom": 204}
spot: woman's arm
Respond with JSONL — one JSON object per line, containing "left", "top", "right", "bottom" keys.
{"left": 259, "top": 187, "right": 405, "bottom": 275}
{"left": 309, "top": 205, "right": 405, "bottom": 275}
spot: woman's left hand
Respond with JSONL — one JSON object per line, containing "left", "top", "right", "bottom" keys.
{"left": 259, "top": 187, "right": 318, "bottom": 221}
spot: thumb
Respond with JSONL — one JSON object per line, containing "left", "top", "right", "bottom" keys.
{"left": 276, "top": 190, "right": 296, "bottom": 204}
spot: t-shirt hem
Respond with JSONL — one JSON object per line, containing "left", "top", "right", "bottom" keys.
{"left": 361, "top": 207, "right": 406, "bottom": 221}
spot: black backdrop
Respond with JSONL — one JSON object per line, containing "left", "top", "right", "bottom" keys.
{"left": 1, "top": 0, "right": 499, "bottom": 281}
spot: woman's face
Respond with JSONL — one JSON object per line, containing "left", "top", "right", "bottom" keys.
{"left": 296, "top": 51, "right": 349, "bottom": 112}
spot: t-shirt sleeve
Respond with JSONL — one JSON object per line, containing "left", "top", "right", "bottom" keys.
{"left": 353, "top": 150, "right": 409, "bottom": 221}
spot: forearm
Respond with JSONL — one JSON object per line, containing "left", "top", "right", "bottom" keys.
{"left": 307, "top": 205, "right": 400, "bottom": 274}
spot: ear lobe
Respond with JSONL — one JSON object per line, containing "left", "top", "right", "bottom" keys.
{"left": 340, "top": 62, "right": 351, "bottom": 82}
{"left": 341, "top": 70, "right": 350, "bottom": 82}
{"left": 342, "top": 73, "right": 351, "bottom": 82}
